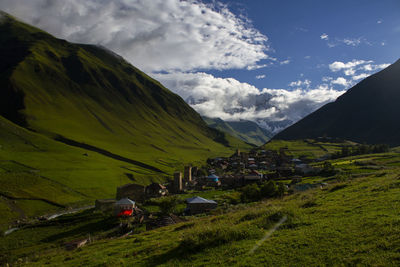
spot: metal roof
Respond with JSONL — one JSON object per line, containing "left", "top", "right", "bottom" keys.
{"left": 186, "top": 196, "right": 217, "bottom": 204}
{"left": 115, "top": 198, "right": 135, "bottom": 205}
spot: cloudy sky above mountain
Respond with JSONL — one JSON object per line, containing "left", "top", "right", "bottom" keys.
{"left": 1, "top": 0, "right": 398, "bottom": 129}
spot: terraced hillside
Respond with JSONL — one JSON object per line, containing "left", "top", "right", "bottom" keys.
{"left": 0, "top": 13, "right": 250, "bottom": 226}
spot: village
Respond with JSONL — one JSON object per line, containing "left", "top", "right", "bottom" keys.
{"left": 89, "top": 146, "right": 334, "bottom": 249}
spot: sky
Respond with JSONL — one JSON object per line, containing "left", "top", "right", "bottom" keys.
{"left": 1, "top": 0, "right": 399, "bottom": 132}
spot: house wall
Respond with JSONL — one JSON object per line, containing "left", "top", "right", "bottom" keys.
{"left": 187, "top": 203, "right": 217, "bottom": 214}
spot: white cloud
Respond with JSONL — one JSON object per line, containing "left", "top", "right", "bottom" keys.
{"left": 280, "top": 59, "right": 290, "bottom": 65}
{"left": 327, "top": 60, "right": 391, "bottom": 88}
{"left": 331, "top": 77, "right": 350, "bottom": 87}
{"left": 0, "top": 0, "right": 270, "bottom": 73}
{"left": 352, "top": 73, "right": 369, "bottom": 81}
{"left": 329, "top": 60, "right": 371, "bottom": 72}
{"left": 288, "top": 79, "right": 311, "bottom": 88}
{"left": 377, "top": 20, "right": 382, "bottom": 24}
{"left": 304, "top": 56, "right": 311, "bottom": 59}
{"left": 154, "top": 72, "right": 343, "bottom": 124}
{"left": 381, "top": 42, "right": 386, "bottom": 46}
{"left": 255, "top": 75, "right": 266, "bottom": 79}
{"left": 323, "top": 36, "right": 369, "bottom": 48}
{"left": 342, "top": 38, "right": 362, "bottom": 46}
{"left": 320, "top": 33, "right": 329, "bottom": 40}
{"left": 322, "top": 76, "right": 333, "bottom": 82}
{"left": 362, "top": 63, "right": 390, "bottom": 71}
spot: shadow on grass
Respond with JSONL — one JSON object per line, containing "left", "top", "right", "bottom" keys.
{"left": 145, "top": 225, "right": 261, "bottom": 266}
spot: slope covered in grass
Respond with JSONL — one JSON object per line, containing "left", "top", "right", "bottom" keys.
{"left": 0, "top": 12, "right": 249, "bottom": 171}
{"left": 8, "top": 151, "right": 400, "bottom": 266}
{"left": 0, "top": 12, "right": 250, "bottom": 226}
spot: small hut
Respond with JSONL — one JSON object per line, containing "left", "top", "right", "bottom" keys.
{"left": 115, "top": 198, "right": 136, "bottom": 217}
{"left": 185, "top": 196, "right": 217, "bottom": 214}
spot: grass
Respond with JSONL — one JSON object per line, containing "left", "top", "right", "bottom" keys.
{"left": 1, "top": 151, "right": 399, "bottom": 266}
{"left": 262, "top": 139, "right": 354, "bottom": 160}
{"left": 0, "top": 14, "right": 251, "bottom": 227}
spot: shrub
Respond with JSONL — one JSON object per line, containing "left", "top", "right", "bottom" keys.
{"left": 240, "top": 183, "right": 261, "bottom": 202}
{"left": 260, "top": 180, "right": 277, "bottom": 198}
{"left": 158, "top": 196, "right": 179, "bottom": 215}
{"left": 276, "top": 182, "right": 286, "bottom": 198}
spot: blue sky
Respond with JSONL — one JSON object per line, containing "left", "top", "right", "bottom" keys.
{"left": 208, "top": 0, "right": 400, "bottom": 89}
{"left": 1, "top": 0, "right": 398, "bottom": 131}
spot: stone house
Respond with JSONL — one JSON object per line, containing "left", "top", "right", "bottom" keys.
{"left": 145, "top": 183, "right": 168, "bottom": 198}
{"left": 185, "top": 196, "right": 217, "bottom": 214}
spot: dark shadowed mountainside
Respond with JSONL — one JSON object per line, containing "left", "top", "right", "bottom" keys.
{"left": 274, "top": 59, "right": 400, "bottom": 146}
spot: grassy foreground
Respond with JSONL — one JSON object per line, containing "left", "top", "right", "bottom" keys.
{"left": 3, "top": 150, "right": 400, "bottom": 266}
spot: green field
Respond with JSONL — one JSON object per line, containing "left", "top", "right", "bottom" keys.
{"left": 261, "top": 139, "right": 355, "bottom": 159}
{"left": 1, "top": 150, "right": 400, "bottom": 266}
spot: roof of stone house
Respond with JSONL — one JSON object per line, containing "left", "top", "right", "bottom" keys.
{"left": 186, "top": 196, "right": 217, "bottom": 204}
{"left": 116, "top": 198, "right": 135, "bottom": 205}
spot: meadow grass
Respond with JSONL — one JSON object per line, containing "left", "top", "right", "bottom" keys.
{"left": 3, "top": 151, "right": 400, "bottom": 266}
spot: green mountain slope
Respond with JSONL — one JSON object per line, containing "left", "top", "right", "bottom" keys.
{"left": 0, "top": 13, "right": 250, "bottom": 225}
{"left": 274, "top": 59, "right": 400, "bottom": 146}
{"left": 203, "top": 117, "right": 272, "bottom": 146}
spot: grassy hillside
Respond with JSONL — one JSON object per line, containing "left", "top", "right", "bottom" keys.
{"left": 0, "top": 13, "right": 251, "bottom": 226}
{"left": 203, "top": 117, "right": 272, "bottom": 146}
{"left": 274, "top": 59, "right": 400, "bottom": 146}
{"left": 261, "top": 139, "right": 356, "bottom": 160}
{"left": 3, "top": 150, "right": 400, "bottom": 266}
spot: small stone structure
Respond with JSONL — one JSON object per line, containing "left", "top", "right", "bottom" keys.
{"left": 184, "top": 166, "right": 192, "bottom": 182}
{"left": 114, "top": 198, "right": 136, "bottom": 216}
{"left": 145, "top": 183, "right": 168, "bottom": 198}
{"left": 173, "top": 172, "right": 183, "bottom": 193}
{"left": 185, "top": 196, "right": 217, "bottom": 214}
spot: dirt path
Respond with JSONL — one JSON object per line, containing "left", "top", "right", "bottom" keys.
{"left": 1, "top": 195, "right": 26, "bottom": 219}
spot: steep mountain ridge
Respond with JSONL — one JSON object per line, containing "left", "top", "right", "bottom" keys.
{"left": 0, "top": 12, "right": 248, "bottom": 168}
{"left": 274, "top": 59, "right": 400, "bottom": 146}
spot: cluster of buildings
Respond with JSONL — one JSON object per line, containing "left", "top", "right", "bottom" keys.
{"left": 94, "top": 148, "right": 327, "bottom": 224}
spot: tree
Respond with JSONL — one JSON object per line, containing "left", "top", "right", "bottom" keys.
{"left": 276, "top": 182, "right": 286, "bottom": 198}
{"left": 240, "top": 183, "right": 261, "bottom": 202}
{"left": 260, "top": 180, "right": 277, "bottom": 198}
{"left": 158, "top": 196, "right": 179, "bottom": 215}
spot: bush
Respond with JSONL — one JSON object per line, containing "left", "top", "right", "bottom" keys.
{"left": 240, "top": 183, "right": 261, "bottom": 202}
{"left": 276, "top": 182, "right": 286, "bottom": 198}
{"left": 260, "top": 180, "right": 277, "bottom": 198}
{"left": 158, "top": 196, "right": 179, "bottom": 215}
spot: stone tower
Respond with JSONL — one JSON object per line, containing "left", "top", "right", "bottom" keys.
{"left": 184, "top": 166, "right": 192, "bottom": 182}
{"left": 174, "top": 171, "right": 183, "bottom": 192}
